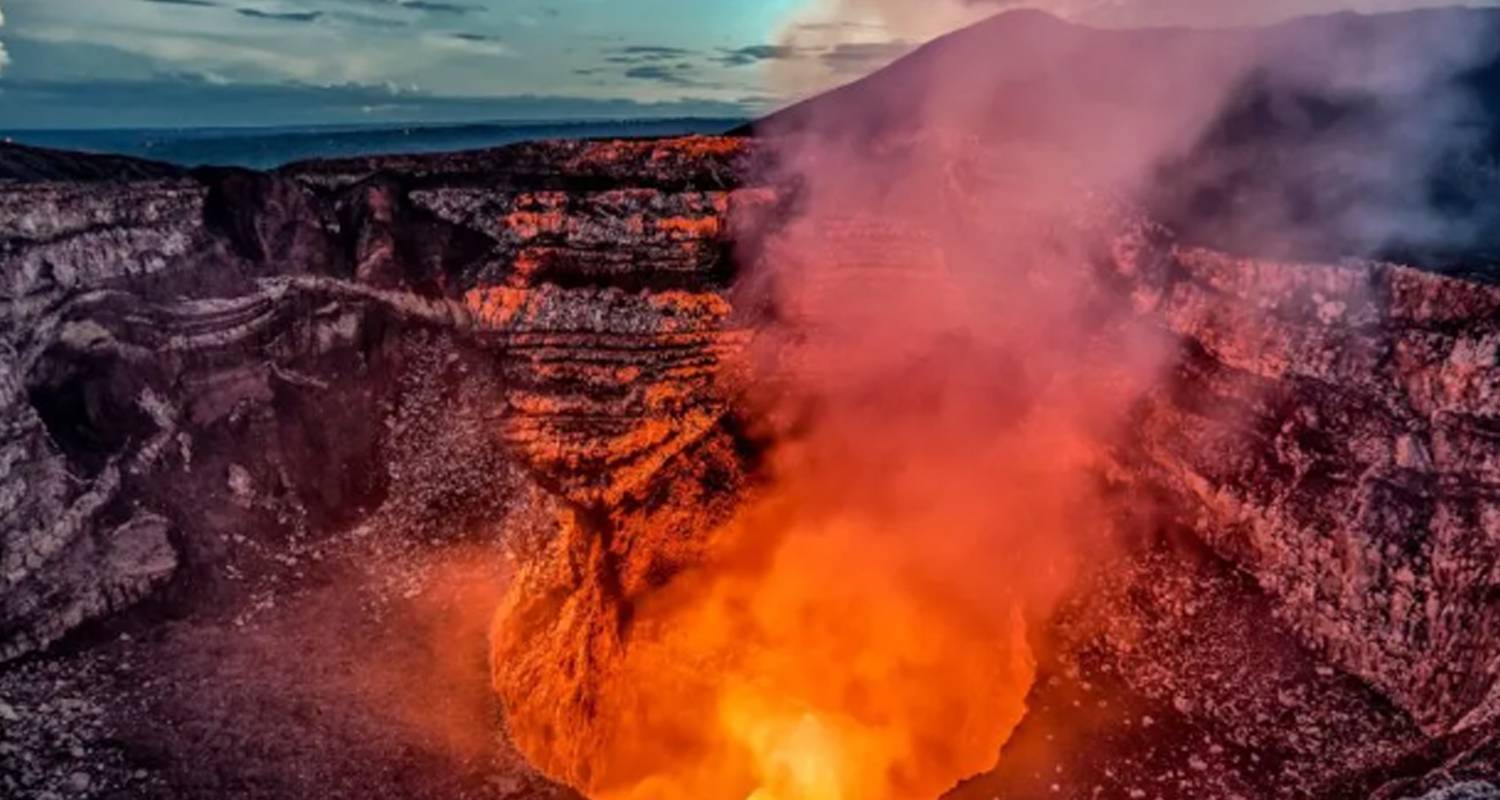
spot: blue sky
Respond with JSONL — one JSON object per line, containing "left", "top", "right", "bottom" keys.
{"left": 0, "top": 0, "right": 1494, "bottom": 129}
{"left": 0, "top": 0, "right": 812, "bottom": 127}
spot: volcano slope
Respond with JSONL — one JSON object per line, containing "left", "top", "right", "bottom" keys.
{"left": 2, "top": 8, "right": 1500, "bottom": 800}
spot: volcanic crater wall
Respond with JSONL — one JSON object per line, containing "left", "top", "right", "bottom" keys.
{"left": 2, "top": 134, "right": 1499, "bottom": 794}
{"left": 1117, "top": 244, "right": 1500, "bottom": 734}
{"left": 0, "top": 137, "right": 759, "bottom": 664}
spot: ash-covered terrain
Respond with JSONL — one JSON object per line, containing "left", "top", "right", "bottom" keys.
{"left": 4, "top": 8, "right": 1500, "bottom": 800}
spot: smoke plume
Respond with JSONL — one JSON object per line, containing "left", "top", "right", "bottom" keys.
{"left": 557, "top": 9, "right": 1191, "bottom": 800}
{"left": 495, "top": 4, "right": 1500, "bottom": 799}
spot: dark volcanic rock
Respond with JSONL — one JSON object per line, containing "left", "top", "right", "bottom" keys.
{"left": 0, "top": 141, "right": 184, "bottom": 183}
{"left": 197, "top": 167, "right": 346, "bottom": 277}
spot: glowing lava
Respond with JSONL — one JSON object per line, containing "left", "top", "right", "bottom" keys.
{"left": 493, "top": 383, "right": 1112, "bottom": 800}
{"left": 600, "top": 504, "right": 1039, "bottom": 800}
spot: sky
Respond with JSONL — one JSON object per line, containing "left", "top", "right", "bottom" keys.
{"left": 0, "top": 0, "right": 1495, "bottom": 129}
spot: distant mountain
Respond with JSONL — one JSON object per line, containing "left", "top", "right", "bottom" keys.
{"left": 748, "top": 7, "right": 1500, "bottom": 270}
{"left": 1, "top": 118, "right": 747, "bottom": 171}
{"left": 0, "top": 140, "right": 184, "bottom": 183}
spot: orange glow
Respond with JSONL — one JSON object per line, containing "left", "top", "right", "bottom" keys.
{"left": 656, "top": 214, "right": 723, "bottom": 238}
{"left": 494, "top": 369, "right": 1118, "bottom": 798}
{"left": 608, "top": 504, "right": 1041, "bottom": 800}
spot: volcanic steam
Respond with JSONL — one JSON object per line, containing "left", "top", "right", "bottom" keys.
{"left": 490, "top": 125, "right": 1173, "bottom": 800}
{"left": 489, "top": 4, "right": 1500, "bottom": 799}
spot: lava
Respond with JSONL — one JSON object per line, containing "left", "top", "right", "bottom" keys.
{"left": 491, "top": 290, "right": 1141, "bottom": 798}
{"left": 585, "top": 489, "right": 1041, "bottom": 799}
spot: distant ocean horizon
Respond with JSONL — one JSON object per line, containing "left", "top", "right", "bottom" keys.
{"left": 0, "top": 117, "right": 749, "bottom": 171}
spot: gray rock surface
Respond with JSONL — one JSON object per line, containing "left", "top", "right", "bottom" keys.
{"left": 1115, "top": 245, "right": 1500, "bottom": 734}
{"left": 1406, "top": 783, "right": 1500, "bottom": 800}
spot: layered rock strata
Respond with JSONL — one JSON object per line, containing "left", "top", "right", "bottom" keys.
{"left": 0, "top": 137, "right": 754, "bottom": 663}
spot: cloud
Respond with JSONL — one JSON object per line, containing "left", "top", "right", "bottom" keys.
{"left": 236, "top": 8, "right": 323, "bottom": 23}
{"left": 20, "top": 23, "right": 337, "bottom": 83}
{"left": 737, "top": 92, "right": 783, "bottom": 109}
{"left": 400, "top": 1, "right": 477, "bottom": 14}
{"left": 617, "top": 45, "right": 695, "bottom": 59}
{"left": 601, "top": 45, "right": 705, "bottom": 72}
{"left": 819, "top": 40, "right": 912, "bottom": 73}
{"left": 623, "top": 64, "right": 691, "bottom": 84}
{"left": 716, "top": 44, "right": 804, "bottom": 67}
{"left": 2, "top": 0, "right": 775, "bottom": 124}
{"left": 427, "top": 32, "right": 514, "bottom": 58}
{"left": 0, "top": 1, "right": 8, "bottom": 76}
{"left": 794, "top": 20, "right": 886, "bottom": 33}
{"left": 623, "top": 63, "right": 711, "bottom": 88}
{"left": 782, "top": 0, "right": 991, "bottom": 46}
{"left": 600, "top": 45, "right": 713, "bottom": 81}
{"left": 334, "top": 12, "right": 410, "bottom": 29}
{"left": 0, "top": 72, "right": 749, "bottom": 128}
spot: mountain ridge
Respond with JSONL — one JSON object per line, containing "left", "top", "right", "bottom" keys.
{"left": 745, "top": 6, "right": 1500, "bottom": 270}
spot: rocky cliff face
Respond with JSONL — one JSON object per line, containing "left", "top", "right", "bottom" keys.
{"left": 0, "top": 135, "right": 765, "bottom": 799}
{"left": 2, "top": 132, "right": 1498, "bottom": 799}
{"left": 0, "top": 136, "right": 754, "bottom": 665}
{"left": 1117, "top": 245, "right": 1500, "bottom": 735}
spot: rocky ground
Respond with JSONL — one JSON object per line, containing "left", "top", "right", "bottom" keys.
{"left": 0, "top": 523, "right": 549, "bottom": 800}
{"left": 0, "top": 331, "right": 575, "bottom": 800}
{"left": 1, "top": 497, "right": 1490, "bottom": 800}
